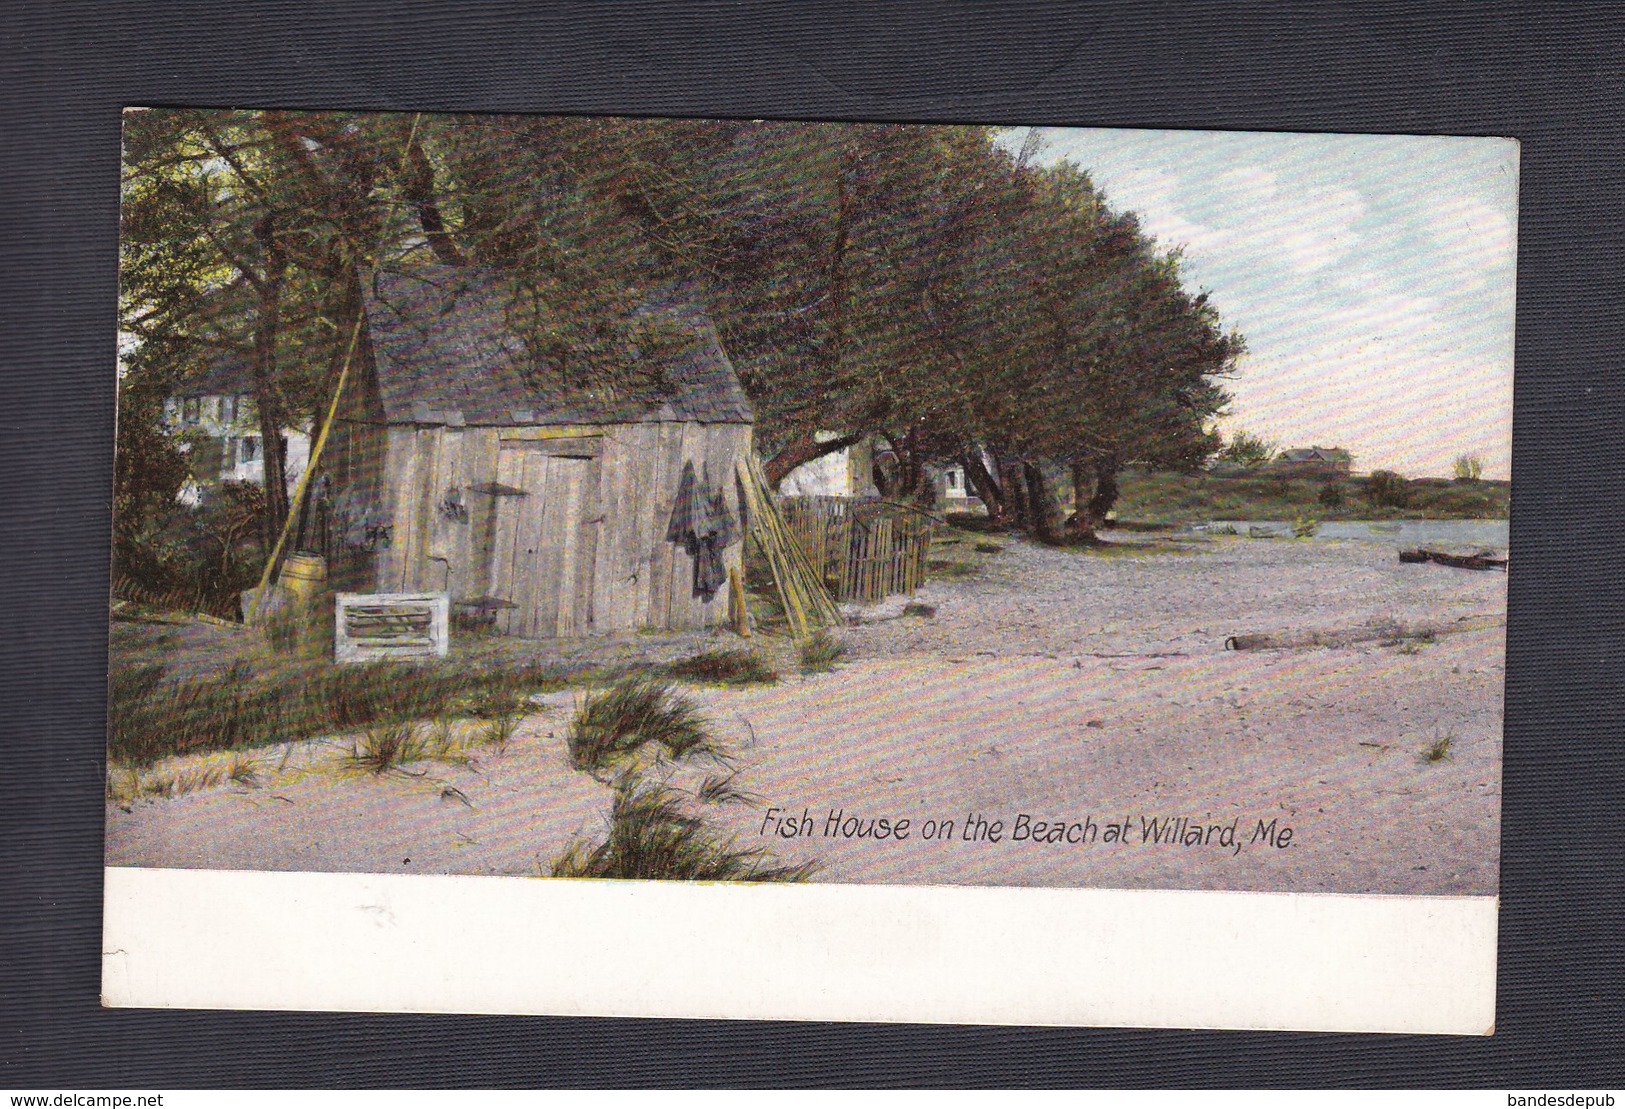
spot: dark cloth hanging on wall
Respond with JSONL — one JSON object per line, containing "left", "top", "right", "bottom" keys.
{"left": 666, "top": 460, "right": 738, "bottom": 599}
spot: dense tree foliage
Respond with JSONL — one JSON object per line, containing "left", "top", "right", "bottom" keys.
{"left": 118, "top": 109, "right": 1244, "bottom": 600}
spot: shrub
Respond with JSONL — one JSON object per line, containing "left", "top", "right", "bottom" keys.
{"left": 1217, "top": 430, "right": 1277, "bottom": 467}
{"left": 565, "top": 676, "right": 712, "bottom": 775}
{"left": 1366, "top": 470, "right": 1410, "bottom": 508}
{"left": 798, "top": 630, "right": 847, "bottom": 673}
{"left": 664, "top": 649, "right": 778, "bottom": 686}
{"left": 1317, "top": 483, "right": 1345, "bottom": 508}
{"left": 551, "top": 776, "right": 815, "bottom": 882}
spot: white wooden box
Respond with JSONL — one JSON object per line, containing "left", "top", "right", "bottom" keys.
{"left": 334, "top": 592, "right": 450, "bottom": 663}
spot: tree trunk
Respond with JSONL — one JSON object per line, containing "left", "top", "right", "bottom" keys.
{"left": 764, "top": 430, "right": 866, "bottom": 489}
{"left": 1024, "top": 460, "right": 1064, "bottom": 545}
{"left": 404, "top": 125, "right": 466, "bottom": 268}
{"left": 1087, "top": 456, "right": 1122, "bottom": 527}
{"left": 252, "top": 214, "right": 290, "bottom": 553}
{"left": 1068, "top": 457, "right": 1098, "bottom": 542}
{"left": 894, "top": 427, "right": 931, "bottom": 505}
{"left": 1001, "top": 457, "right": 1031, "bottom": 531}
{"left": 959, "top": 448, "right": 1005, "bottom": 522}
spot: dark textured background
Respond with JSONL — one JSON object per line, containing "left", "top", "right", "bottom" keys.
{"left": 2, "top": 0, "right": 1622, "bottom": 1088}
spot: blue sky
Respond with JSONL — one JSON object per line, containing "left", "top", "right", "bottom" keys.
{"left": 1021, "top": 128, "right": 1518, "bottom": 479}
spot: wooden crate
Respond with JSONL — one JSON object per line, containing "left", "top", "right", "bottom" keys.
{"left": 334, "top": 592, "right": 450, "bottom": 663}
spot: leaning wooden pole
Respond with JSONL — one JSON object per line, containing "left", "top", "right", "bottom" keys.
{"left": 245, "top": 316, "right": 364, "bottom": 624}
{"left": 246, "top": 113, "right": 422, "bottom": 625}
{"left": 736, "top": 452, "right": 840, "bottom": 639}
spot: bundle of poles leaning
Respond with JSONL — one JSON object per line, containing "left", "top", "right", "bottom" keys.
{"left": 735, "top": 452, "right": 841, "bottom": 640}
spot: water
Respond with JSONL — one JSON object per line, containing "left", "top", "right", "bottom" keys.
{"left": 1201, "top": 519, "right": 1510, "bottom": 550}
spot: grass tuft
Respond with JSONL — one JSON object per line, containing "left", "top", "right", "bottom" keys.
{"left": 565, "top": 675, "right": 713, "bottom": 775}
{"left": 1421, "top": 734, "right": 1454, "bottom": 763}
{"left": 798, "top": 630, "right": 847, "bottom": 673}
{"left": 664, "top": 649, "right": 779, "bottom": 686}
{"left": 551, "top": 776, "right": 815, "bottom": 882}
{"left": 696, "top": 771, "right": 762, "bottom": 807}
{"left": 480, "top": 709, "right": 522, "bottom": 749}
{"left": 901, "top": 602, "right": 937, "bottom": 618}
{"left": 350, "top": 720, "right": 428, "bottom": 775}
{"left": 227, "top": 753, "right": 259, "bottom": 788}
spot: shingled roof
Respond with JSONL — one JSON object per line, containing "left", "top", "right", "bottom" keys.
{"left": 362, "top": 266, "right": 752, "bottom": 427}
{"left": 172, "top": 347, "right": 256, "bottom": 398}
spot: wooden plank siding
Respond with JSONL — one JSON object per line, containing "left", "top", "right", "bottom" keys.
{"left": 335, "top": 419, "right": 750, "bottom": 639}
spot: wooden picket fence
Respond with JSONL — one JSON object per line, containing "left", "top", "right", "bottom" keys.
{"left": 778, "top": 495, "right": 935, "bottom": 603}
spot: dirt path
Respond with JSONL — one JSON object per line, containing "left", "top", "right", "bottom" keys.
{"left": 106, "top": 532, "right": 1505, "bottom": 895}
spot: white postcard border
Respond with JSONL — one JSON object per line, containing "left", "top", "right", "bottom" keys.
{"left": 102, "top": 866, "right": 1496, "bottom": 1034}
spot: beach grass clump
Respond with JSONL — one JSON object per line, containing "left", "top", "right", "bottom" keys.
{"left": 664, "top": 649, "right": 779, "bottom": 686}
{"left": 798, "top": 630, "right": 847, "bottom": 673}
{"left": 1421, "top": 733, "right": 1454, "bottom": 763}
{"left": 227, "top": 752, "right": 259, "bottom": 788}
{"left": 565, "top": 675, "right": 712, "bottom": 775}
{"left": 901, "top": 602, "right": 937, "bottom": 618}
{"left": 973, "top": 541, "right": 1005, "bottom": 554}
{"left": 350, "top": 719, "right": 429, "bottom": 775}
{"left": 926, "top": 558, "right": 977, "bottom": 578}
{"left": 480, "top": 708, "right": 522, "bottom": 749}
{"left": 551, "top": 776, "right": 815, "bottom": 882}
{"left": 107, "top": 656, "right": 570, "bottom": 767}
{"left": 696, "top": 771, "right": 761, "bottom": 807}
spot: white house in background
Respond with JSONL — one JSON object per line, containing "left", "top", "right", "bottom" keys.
{"left": 778, "top": 432, "right": 879, "bottom": 498}
{"left": 928, "top": 461, "right": 971, "bottom": 504}
{"left": 162, "top": 352, "right": 310, "bottom": 503}
{"left": 778, "top": 434, "right": 984, "bottom": 509}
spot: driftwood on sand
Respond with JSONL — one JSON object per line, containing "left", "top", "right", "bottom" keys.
{"left": 1399, "top": 548, "right": 1508, "bottom": 571}
{"left": 1225, "top": 613, "right": 1504, "bottom": 652}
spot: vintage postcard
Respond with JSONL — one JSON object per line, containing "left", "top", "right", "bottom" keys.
{"left": 103, "top": 111, "right": 1513, "bottom": 1032}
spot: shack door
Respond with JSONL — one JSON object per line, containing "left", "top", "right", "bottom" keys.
{"left": 489, "top": 442, "right": 601, "bottom": 638}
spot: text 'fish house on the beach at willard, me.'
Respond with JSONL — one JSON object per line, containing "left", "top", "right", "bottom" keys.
{"left": 316, "top": 266, "right": 754, "bottom": 638}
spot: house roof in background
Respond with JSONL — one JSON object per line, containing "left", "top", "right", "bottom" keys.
{"left": 1278, "top": 446, "right": 1351, "bottom": 462}
{"left": 172, "top": 348, "right": 256, "bottom": 397}
{"left": 361, "top": 266, "right": 752, "bottom": 427}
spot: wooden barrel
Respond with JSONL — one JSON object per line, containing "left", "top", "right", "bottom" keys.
{"left": 280, "top": 552, "right": 328, "bottom": 609}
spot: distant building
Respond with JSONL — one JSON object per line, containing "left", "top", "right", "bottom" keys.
{"left": 1271, "top": 446, "right": 1352, "bottom": 477}
{"left": 925, "top": 461, "right": 974, "bottom": 506}
{"left": 163, "top": 352, "right": 310, "bottom": 501}
{"left": 778, "top": 433, "right": 878, "bottom": 499}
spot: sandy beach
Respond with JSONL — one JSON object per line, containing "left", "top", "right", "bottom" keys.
{"left": 106, "top": 531, "right": 1505, "bottom": 895}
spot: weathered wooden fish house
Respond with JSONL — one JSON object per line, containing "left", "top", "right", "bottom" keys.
{"left": 318, "top": 267, "right": 753, "bottom": 638}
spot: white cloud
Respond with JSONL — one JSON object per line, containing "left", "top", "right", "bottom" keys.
{"left": 1212, "top": 165, "right": 1279, "bottom": 208}
{"left": 1032, "top": 128, "right": 1517, "bottom": 477}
